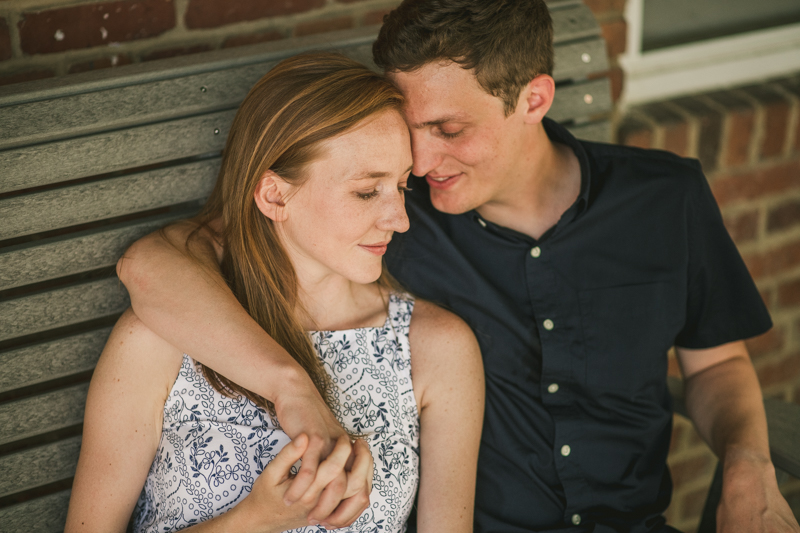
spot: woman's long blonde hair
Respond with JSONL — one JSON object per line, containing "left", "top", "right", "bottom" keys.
{"left": 193, "top": 52, "right": 404, "bottom": 415}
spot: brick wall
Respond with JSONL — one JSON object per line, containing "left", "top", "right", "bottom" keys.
{"left": 0, "top": 0, "right": 400, "bottom": 85}
{"left": 618, "top": 75, "right": 800, "bottom": 532}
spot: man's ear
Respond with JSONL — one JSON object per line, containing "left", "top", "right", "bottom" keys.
{"left": 519, "top": 74, "right": 555, "bottom": 125}
{"left": 254, "top": 170, "right": 290, "bottom": 222}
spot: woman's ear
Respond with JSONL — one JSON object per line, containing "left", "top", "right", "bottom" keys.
{"left": 254, "top": 170, "right": 290, "bottom": 222}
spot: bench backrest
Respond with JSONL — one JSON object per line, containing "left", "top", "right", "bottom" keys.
{"left": 0, "top": 1, "right": 611, "bottom": 529}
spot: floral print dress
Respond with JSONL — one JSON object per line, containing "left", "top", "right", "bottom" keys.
{"left": 133, "top": 293, "right": 420, "bottom": 533}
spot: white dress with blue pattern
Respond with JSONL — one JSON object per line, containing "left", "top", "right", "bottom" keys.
{"left": 133, "top": 293, "right": 419, "bottom": 532}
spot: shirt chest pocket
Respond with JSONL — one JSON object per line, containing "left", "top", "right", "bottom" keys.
{"left": 578, "top": 281, "right": 683, "bottom": 394}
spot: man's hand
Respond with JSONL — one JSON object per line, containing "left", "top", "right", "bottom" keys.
{"left": 717, "top": 449, "right": 800, "bottom": 533}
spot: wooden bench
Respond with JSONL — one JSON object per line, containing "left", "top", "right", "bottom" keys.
{"left": 0, "top": 0, "right": 792, "bottom": 530}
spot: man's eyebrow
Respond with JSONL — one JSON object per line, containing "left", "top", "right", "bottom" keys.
{"left": 349, "top": 165, "right": 414, "bottom": 180}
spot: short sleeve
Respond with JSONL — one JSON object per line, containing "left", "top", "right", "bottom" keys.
{"left": 674, "top": 165, "right": 772, "bottom": 348}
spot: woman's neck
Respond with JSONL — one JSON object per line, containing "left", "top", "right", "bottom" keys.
{"left": 295, "top": 273, "right": 387, "bottom": 331}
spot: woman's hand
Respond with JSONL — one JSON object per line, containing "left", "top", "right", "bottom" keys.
{"left": 232, "top": 434, "right": 368, "bottom": 533}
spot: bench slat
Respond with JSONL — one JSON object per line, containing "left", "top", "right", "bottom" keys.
{"left": 0, "top": 329, "right": 111, "bottom": 393}
{"left": 0, "top": 437, "right": 81, "bottom": 498}
{"left": 0, "top": 278, "right": 128, "bottom": 342}
{"left": 0, "top": 112, "right": 229, "bottom": 195}
{"left": 554, "top": 37, "right": 610, "bottom": 81}
{"left": 0, "top": 212, "right": 191, "bottom": 291}
{"left": 0, "top": 6, "right": 602, "bottom": 155}
{"left": 552, "top": 2, "right": 602, "bottom": 43}
{"left": 567, "top": 120, "right": 612, "bottom": 143}
{"left": 0, "top": 489, "right": 71, "bottom": 533}
{"left": 0, "top": 384, "right": 88, "bottom": 446}
{"left": 1, "top": 160, "right": 217, "bottom": 240}
{"left": 549, "top": 78, "right": 612, "bottom": 123}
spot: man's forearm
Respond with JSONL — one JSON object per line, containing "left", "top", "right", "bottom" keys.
{"left": 683, "top": 354, "right": 769, "bottom": 463}
{"left": 117, "top": 225, "right": 310, "bottom": 402}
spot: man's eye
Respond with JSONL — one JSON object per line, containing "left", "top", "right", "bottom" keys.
{"left": 438, "top": 128, "right": 462, "bottom": 139}
{"left": 356, "top": 190, "right": 379, "bottom": 200}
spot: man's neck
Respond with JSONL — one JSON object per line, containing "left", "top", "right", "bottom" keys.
{"left": 476, "top": 131, "right": 581, "bottom": 240}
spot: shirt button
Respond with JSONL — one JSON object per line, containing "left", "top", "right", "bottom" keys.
{"left": 561, "top": 444, "right": 571, "bottom": 456}
{"left": 530, "top": 246, "right": 541, "bottom": 258}
{"left": 548, "top": 383, "right": 559, "bottom": 394}
{"left": 572, "top": 514, "right": 582, "bottom": 525}
{"left": 478, "top": 218, "right": 487, "bottom": 228}
{"left": 543, "top": 319, "right": 554, "bottom": 331}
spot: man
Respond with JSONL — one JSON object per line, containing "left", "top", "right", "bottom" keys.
{"left": 119, "top": 0, "right": 799, "bottom": 531}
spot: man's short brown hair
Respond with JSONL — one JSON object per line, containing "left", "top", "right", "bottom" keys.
{"left": 373, "top": 0, "right": 554, "bottom": 116}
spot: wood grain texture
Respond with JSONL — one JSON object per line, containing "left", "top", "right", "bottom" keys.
{"left": 0, "top": 436, "right": 81, "bottom": 498}
{"left": 0, "top": 213, "right": 193, "bottom": 291}
{"left": 0, "top": 6, "right": 598, "bottom": 155}
{"left": 0, "top": 384, "right": 88, "bottom": 446}
{"left": 567, "top": 120, "right": 612, "bottom": 143}
{"left": 552, "top": 2, "right": 602, "bottom": 43}
{"left": 0, "top": 489, "right": 71, "bottom": 533}
{"left": 0, "top": 329, "right": 111, "bottom": 393}
{"left": 553, "top": 37, "right": 610, "bottom": 81}
{"left": 1, "top": 160, "right": 218, "bottom": 240}
{"left": 0, "top": 113, "right": 228, "bottom": 195}
{"left": 0, "top": 278, "right": 128, "bottom": 342}
{"left": 549, "top": 78, "right": 612, "bottom": 123}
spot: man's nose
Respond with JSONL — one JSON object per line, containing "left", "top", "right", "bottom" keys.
{"left": 410, "top": 132, "right": 442, "bottom": 178}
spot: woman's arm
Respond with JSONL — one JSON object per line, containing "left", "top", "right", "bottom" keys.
{"left": 65, "top": 310, "right": 372, "bottom": 532}
{"left": 409, "top": 300, "right": 485, "bottom": 533}
{"left": 65, "top": 309, "right": 184, "bottom": 531}
{"left": 117, "top": 221, "right": 369, "bottom": 512}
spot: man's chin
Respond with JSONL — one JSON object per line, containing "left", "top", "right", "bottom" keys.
{"left": 430, "top": 190, "right": 476, "bottom": 215}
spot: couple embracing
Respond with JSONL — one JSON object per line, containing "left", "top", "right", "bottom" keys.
{"left": 66, "top": 1, "right": 798, "bottom": 532}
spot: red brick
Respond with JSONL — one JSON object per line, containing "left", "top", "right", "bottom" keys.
{"left": 776, "top": 77, "right": 800, "bottom": 154}
{"left": 68, "top": 53, "right": 132, "bottom": 74}
{"left": 0, "top": 68, "right": 54, "bottom": 86}
{"left": 672, "top": 96, "right": 723, "bottom": 173}
{"left": 0, "top": 18, "right": 11, "bottom": 61}
{"left": 768, "top": 200, "right": 800, "bottom": 233}
{"left": 742, "top": 85, "right": 791, "bottom": 160}
{"left": 185, "top": 0, "right": 324, "bottom": 29}
{"left": 725, "top": 108, "right": 756, "bottom": 167}
{"left": 19, "top": 0, "right": 175, "bottom": 55}
{"left": 743, "top": 239, "right": 800, "bottom": 280}
{"left": 600, "top": 18, "right": 626, "bottom": 60}
{"left": 782, "top": 279, "right": 800, "bottom": 308}
{"left": 670, "top": 453, "right": 714, "bottom": 487}
{"left": 617, "top": 116, "right": 652, "bottom": 149}
{"left": 223, "top": 30, "right": 284, "bottom": 48}
{"left": 745, "top": 327, "right": 785, "bottom": 359}
{"left": 710, "top": 160, "right": 800, "bottom": 208}
{"left": 582, "top": 0, "right": 626, "bottom": 16}
{"left": 756, "top": 353, "right": 800, "bottom": 388}
{"left": 364, "top": 8, "right": 393, "bottom": 26}
{"left": 142, "top": 44, "right": 211, "bottom": 61}
{"left": 723, "top": 210, "right": 759, "bottom": 243}
{"left": 641, "top": 102, "right": 689, "bottom": 156}
{"left": 294, "top": 16, "right": 354, "bottom": 37}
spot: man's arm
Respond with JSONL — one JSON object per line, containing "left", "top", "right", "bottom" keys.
{"left": 117, "top": 221, "right": 367, "bottom": 518}
{"left": 677, "top": 341, "right": 799, "bottom": 533}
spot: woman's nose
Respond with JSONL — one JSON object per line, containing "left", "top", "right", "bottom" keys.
{"left": 379, "top": 191, "right": 410, "bottom": 234}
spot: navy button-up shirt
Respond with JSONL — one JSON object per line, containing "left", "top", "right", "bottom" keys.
{"left": 386, "top": 118, "right": 771, "bottom": 533}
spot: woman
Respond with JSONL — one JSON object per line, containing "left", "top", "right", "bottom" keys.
{"left": 65, "top": 52, "right": 484, "bottom": 532}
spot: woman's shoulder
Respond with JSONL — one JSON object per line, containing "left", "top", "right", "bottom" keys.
{"left": 407, "top": 298, "right": 479, "bottom": 358}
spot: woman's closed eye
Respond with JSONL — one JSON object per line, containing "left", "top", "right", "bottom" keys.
{"left": 356, "top": 184, "right": 411, "bottom": 201}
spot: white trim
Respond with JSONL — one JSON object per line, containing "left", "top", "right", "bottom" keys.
{"left": 619, "top": 0, "right": 800, "bottom": 107}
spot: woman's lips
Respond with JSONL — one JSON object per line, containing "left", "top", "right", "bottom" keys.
{"left": 359, "top": 243, "right": 389, "bottom": 255}
{"left": 425, "top": 173, "right": 462, "bottom": 190}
